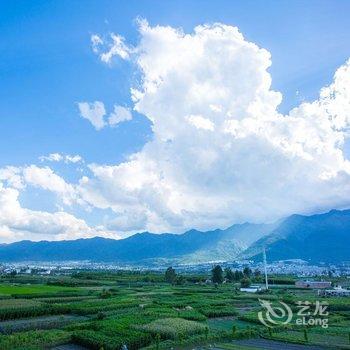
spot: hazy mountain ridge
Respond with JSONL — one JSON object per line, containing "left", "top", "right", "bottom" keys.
{"left": 242, "top": 209, "right": 350, "bottom": 263}
{"left": 1, "top": 209, "right": 349, "bottom": 264}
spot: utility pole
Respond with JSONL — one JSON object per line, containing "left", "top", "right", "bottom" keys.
{"left": 263, "top": 247, "right": 269, "bottom": 290}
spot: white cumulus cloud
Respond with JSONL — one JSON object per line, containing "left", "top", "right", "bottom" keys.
{"left": 0, "top": 182, "right": 118, "bottom": 242}
{"left": 187, "top": 115, "right": 215, "bottom": 131}
{"left": 39, "top": 153, "right": 83, "bottom": 164}
{"left": 108, "top": 105, "right": 133, "bottom": 126}
{"left": 23, "top": 165, "right": 77, "bottom": 206}
{"left": 91, "top": 33, "right": 131, "bottom": 63}
{"left": 82, "top": 21, "right": 350, "bottom": 234}
{"left": 78, "top": 101, "right": 133, "bottom": 130}
{"left": 0, "top": 166, "right": 25, "bottom": 190}
{"left": 78, "top": 101, "right": 106, "bottom": 130}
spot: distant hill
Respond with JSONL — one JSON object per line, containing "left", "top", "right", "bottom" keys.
{"left": 0, "top": 223, "right": 273, "bottom": 264}
{"left": 0, "top": 209, "right": 349, "bottom": 264}
{"left": 241, "top": 209, "right": 350, "bottom": 263}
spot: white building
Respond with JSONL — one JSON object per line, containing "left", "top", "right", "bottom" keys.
{"left": 240, "top": 285, "right": 262, "bottom": 293}
{"left": 319, "top": 286, "right": 350, "bottom": 297}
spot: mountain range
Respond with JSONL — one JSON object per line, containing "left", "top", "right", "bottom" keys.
{"left": 0, "top": 209, "right": 349, "bottom": 264}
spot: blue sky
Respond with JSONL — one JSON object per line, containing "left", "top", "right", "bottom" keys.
{"left": 0, "top": 0, "right": 350, "bottom": 241}
{"left": 1, "top": 0, "right": 350, "bottom": 165}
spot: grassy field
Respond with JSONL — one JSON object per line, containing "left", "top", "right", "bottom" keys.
{"left": 0, "top": 284, "right": 79, "bottom": 296}
{"left": 0, "top": 271, "right": 348, "bottom": 349}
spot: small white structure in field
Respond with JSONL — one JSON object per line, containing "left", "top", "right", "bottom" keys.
{"left": 240, "top": 285, "right": 262, "bottom": 293}
{"left": 319, "top": 286, "right": 350, "bottom": 297}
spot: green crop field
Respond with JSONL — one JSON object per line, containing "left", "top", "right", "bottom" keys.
{"left": 0, "top": 271, "right": 349, "bottom": 350}
{"left": 0, "top": 284, "right": 79, "bottom": 296}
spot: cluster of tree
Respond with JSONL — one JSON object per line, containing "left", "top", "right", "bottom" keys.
{"left": 211, "top": 265, "right": 224, "bottom": 284}
{"left": 164, "top": 265, "right": 264, "bottom": 287}
{"left": 210, "top": 265, "right": 263, "bottom": 287}
{"left": 225, "top": 266, "right": 262, "bottom": 282}
{"left": 164, "top": 267, "right": 185, "bottom": 285}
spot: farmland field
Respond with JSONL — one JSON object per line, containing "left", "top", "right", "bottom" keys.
{"left": 0, "top": 284, "right": 79, "bottom": 295}
{"left": 0, "top": 271, "right": 349, "bottom": 349}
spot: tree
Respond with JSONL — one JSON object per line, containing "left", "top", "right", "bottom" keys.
{"left": 253, "top": 269, "right": 262, "bottom": 282}
{"left": 212, "top": 265, "right": 224, "bottom": 284}
{"left": 254, "top": 269, "right": 261, "bottom": 277}
{"left": 224, "top": 267, "right": 234, "bottom": 282}
{"left": 243, "top": 266, "right": 252, "bottom": 278}
{"left": 240, "top": 277, "right": 251, "bottom": 288}
{"left": 165, "top": 267, "right": 176, "bottom": 284}
{"left": 234, "top": 270, "right": 244, "bottom": 281}
{"left": 175, "top": 275, "right": 185, "bottom": 285}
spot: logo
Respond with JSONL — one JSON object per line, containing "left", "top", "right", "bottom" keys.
{"left": 258, "top": 299, "right": 329, "bottom": 329}
{"left": 258, "top": 299, "right": 293, "bottom": 327}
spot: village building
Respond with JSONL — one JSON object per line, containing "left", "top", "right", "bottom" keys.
{"left": 295, "top": 280, "right": 332, "bottom": 289}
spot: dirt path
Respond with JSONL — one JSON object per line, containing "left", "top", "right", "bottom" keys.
{"left": 182, "top": 338, "right": 330, "bottom": 350}
{"left": 232, "top": 338, "right": 329, "bottom": 350}
{"left": 51, "top": 344, "right": 88, "bottom": 350}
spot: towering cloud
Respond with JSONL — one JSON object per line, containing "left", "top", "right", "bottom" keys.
{"left": 82, "top": 21, "right": 350, "bottom": 233}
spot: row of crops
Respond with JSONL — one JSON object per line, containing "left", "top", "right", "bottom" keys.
{"left": 0, "top": 279, "right": 260, "bottom": 349}
{"left": 0, "top": 274, "right": 349, "bottom": 349}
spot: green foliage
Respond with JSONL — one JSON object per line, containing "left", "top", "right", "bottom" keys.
{"left": 211, "top": 265, "right": 224, "bottom": 284}
{"left": 72, "top": 316, "right": 152, "bottom": 350}
{"left": 100, "top": 289, "right": 112, "bottom": 299}
{"left": 164, "top": 267, "right": 176, "bottom": 284}
{"left": 73, "top": 329, "right": 151, "bottom": 350}
{"left": 243, "top": 267, "right": 252, "bottom": 278}
{"left": 231, "top": 328, "right": 259, "bottom": 340}
{"left": 0, "top": 304, "right": 71, "bottom": 321}
{"left": 0, "top": 271, "right": 349, "bottom": 350}
{"left": 96, "top": 312, "right": 106, "bottom": 320}
{"left": 140, "top": 318, "right": 207, "bottom": 339}
{"left": 0, "top": 315, "right": 86, "bottom": 334}
{"left": 224, "top": 268, "right": 234, "bottom": 282}
{"left": 234, "top": 270, "right": 244, "bottom": 281}
{"left": 240, "top": 277, "right": 251, "bottom": 288}
{"left": 174, "top": 275, "right": 186, "bottom": 285}
{"left": 0, "top": 298, "right": 40, "bottom": 310}
{"left": 253, "top": 269, "right": 261, "bottom": 277}
{"left": 199, "top": 306, "right": 238, "bottom": 318}
{"left": 0, "top": 283, "right": 79, "bottom": 296}
{"left": 155, "top": 333, "right": 160, "bottom": 350}
{"left": 267, "top": 276, "right": 295, "bottom": 285}
{"left": 0, "top": 329, "right": 70, "bottom": 350}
